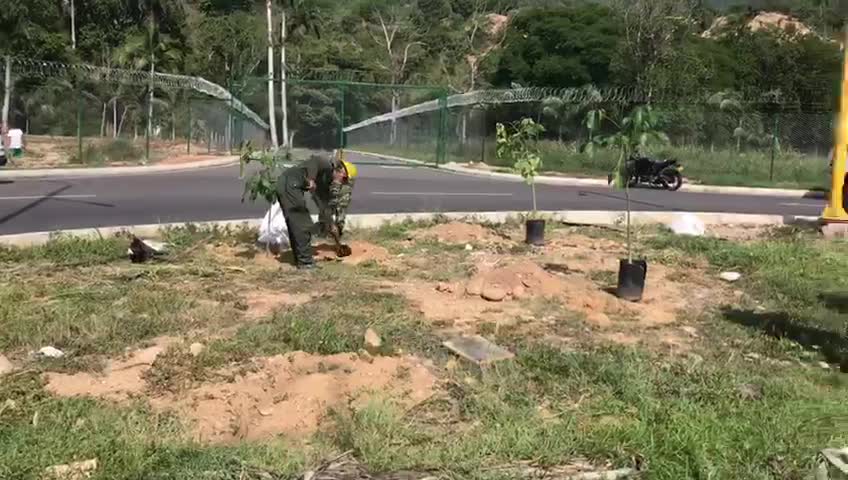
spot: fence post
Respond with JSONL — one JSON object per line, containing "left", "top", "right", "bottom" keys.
{"left": 436, "top": 89, "right": 448, "bottom": 165}
{"left": 144, "top": 87, "right": 151, "bottom": 163}
{"left": 186, "top": 96, "right": 192, "bottom": 155}
{"left": 339, "top": 82, "right": 347, "bottom": 149}
{"left": 76, "top": 86, "right": 83, "bottom": 162}
{"left": 770, "top": 114, "right": 779, "bottom": 182}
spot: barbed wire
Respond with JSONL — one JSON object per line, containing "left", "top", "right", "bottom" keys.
{"left": 1, "top": 57, "right": 270, "bottom": 131}
{"left": 344, "top": 85, "right": 834, "bottom": 132}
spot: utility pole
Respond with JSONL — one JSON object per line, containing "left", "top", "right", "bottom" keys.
{"left": 70, "top": 0, "right": 76, "bottom": 50}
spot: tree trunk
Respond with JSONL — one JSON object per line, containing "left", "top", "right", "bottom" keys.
{"left": 2, "top": 56, "right": 10, "bottom": 132}
{"left": 100, "top": 102, "right": 107, "bottom": 137}
{"left": 118, "top": 106, "right": 128, "bottom": 137}
{"left": 113, "top": 99, "right": 118, "bottom": 138}
{"left": 147, "top": 13, "right": 155, "bottom": 161}
{"left": 172, "top": 112, "right": 176, "bottom": 141}
{"left": 280, "top": 9, "right": 289, "bottom": 149}
{"left": 266, "top": 0, "right": 279, "bottom": 148}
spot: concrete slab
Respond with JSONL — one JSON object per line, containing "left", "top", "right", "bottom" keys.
{"left": 443, "top": 335, "right": 515, "bottom": 365}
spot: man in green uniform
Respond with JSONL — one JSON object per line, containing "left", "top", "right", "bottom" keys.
{"left": 276, "top": 152, "right": 357, "bottom": 269}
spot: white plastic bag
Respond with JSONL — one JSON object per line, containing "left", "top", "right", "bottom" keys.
{"left": 258, "top": 201, "right": 289, "bottom": 248}
{"left": 669, "top": 213, "right": 706, "bottom": 237}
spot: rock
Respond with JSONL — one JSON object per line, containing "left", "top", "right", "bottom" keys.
{"left": 819, "top": 361, "right": 832, "bottom": 370}
{"left": 357, "top": 349, "right": 374, "bottom": 364}
{"left": 436, "top": 282, "right": 454, "bottom": 293}
{"left": 0, "top": 354, "right": 14, "bottom": 376}
{"left": 669, "top": 214, "right": 706, "bottom": 237}
{"left": 363, "top": 329, "right": 382, "bottom": 354}
{"left": 257, "top": 407, "right": 274, "bottom": 417}
{"left": 37, "top": 346, "right": 65, "bottom": 359}
{"left": 465, "top": 244, "right": 474, "bottom": 251}
{"left": 719, "top": 272, "right": 742, "bottom": 283}
{"left": 481, "top": 285, "right": 507, "bottom": 302}
{"left": 189, "top": 343, "right": 205, "bottom": 357}
{"left": 511, "top": 285, "right": 527, "bottom": 300}
{"left": 43, "top": 459, "right": 98, "bottom": 480}
{"left": 466, "top": 277, "right": 485, "bottom": 296}
{"left": 680, "top": 326, "right": 699, "bottom": 338}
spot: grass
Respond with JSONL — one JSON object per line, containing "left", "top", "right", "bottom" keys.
{"left": 70, "top": 138, "right": 144, "bottom": 166}
{"left": 351, "top": 140, "right": 829, "bottom": 190}
{"left": 3, "top": 224, "right": 848, "bottom": 478}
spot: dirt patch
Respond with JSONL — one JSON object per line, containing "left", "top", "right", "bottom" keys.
{"left": 466, "top": 261, "right": 567, "bottom": 300}
{"left": 708, "top": 224, "right": 772, "bottom": 242}
{"left": 413, "top": 222, "right": 503, "bottom": 245}
{"left": 47, "top": 349, "right": 437, "bottom": 444}
{"left": 243, "top": 290, "right": 312, "bottom": 320}
{"left": 206, "top": 244, "right": 285, "bottom": 269}
{"left": 315, "top": 241, "right": 389, "bottom": 265}
{"left": 46, "top": 336, "right": 178, "bottom": 402}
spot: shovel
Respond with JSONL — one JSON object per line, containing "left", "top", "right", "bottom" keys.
{"left": 329, "top": 229, "right": 352, "bottom": 258}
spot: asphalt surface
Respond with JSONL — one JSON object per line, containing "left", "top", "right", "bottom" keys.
{"left": 0, "top": 152, "right": 825, "bottom": 235}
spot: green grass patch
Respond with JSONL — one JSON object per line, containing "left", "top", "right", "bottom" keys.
{"left": 352, "top": 140, "right": 828, "bottom": 190}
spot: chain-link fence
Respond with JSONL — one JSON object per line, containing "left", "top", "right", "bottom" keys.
{"left": 343, "top": 86, "right": 836, "bottom": 188}
{"left": 0, "top": 57, "right": 269, "bottom": 169}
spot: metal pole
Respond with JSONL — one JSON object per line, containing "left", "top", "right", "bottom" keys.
{"left": 144, "top": 87, "right": 151, "bottom": 163}
{"left": 769, "top": 115, "right": 778, "bottom": 182}
{"left": 339, "top": 83, "right": 347, "bottom": 149}
{"left": 480, "top": 106, "right": 486, "bottom": 164}
{"left": 186, "top": 96, "right": 192, "bottom": 155}
{"left": 436, "top": 90, "right": 448, "bottom": 165}
{"left": 823, "top": 23, "right": 848, "bottom": 222}
{"left": 77, "top": 86, "right": 83, "bottom": 162}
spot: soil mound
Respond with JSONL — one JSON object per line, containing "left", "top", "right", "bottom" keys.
{"left": 466, "top": 261, "right": 566, "bottom": 300}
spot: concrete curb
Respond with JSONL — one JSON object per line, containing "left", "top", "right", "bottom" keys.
{"left": 346, "top": 150, "right": 827, "bottom": 199}
{"left": 0, "top": 211, "right": 820, "bottom": 247}
{"left": 0, "top": 156, "right": 239, "bottom": 179}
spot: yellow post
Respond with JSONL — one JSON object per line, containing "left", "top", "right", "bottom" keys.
{"left": 822, "top": 29, "right": 848, "bottom": 222}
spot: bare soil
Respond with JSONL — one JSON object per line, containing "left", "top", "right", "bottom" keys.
{"left": 47, "top": 347, "right": 437, "bottom": 444}
{"left": 315, "top": 241, "right": 390, "bottom": 265}
{"left": 413, "top": 222, "right": 505, "bottom": 245}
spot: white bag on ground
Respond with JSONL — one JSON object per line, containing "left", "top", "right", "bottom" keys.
{"left": 258, "top": 201, "right": 289, "bottom": 248}
{"left": 669, "top": 213, "right": 706, "bottom": 237}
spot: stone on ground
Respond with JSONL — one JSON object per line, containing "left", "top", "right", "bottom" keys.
{"left": 481, "top": 285, "right": 508, "bottom": 302}
{"left": 37, "top": 346, "right": 65, "bottom": 359}
{"left": 0, "top": 354, "right": 14, "bottom": 376}
{"left": 189, "top": 342, "right": 205, "bottom": 357}
{"left": 669, "top": 214, "right": 706, "bottom": 236}
{"left": 443, "top": 335, "right": 515, "bottom": 365}
{"left": 719, "top": 272, "right": 742, "bottom": 282}
{"left": 364, "top": 328, "right": 382, "bottom": 354}
{"left": 43, "top": 459, "right": 98, "bottom": 480}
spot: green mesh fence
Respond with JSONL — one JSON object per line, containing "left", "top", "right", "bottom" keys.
{"left": 0, "top": 57, "right": 270, "bottom": 168}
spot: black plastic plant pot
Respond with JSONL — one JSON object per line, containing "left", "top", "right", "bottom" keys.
{"left": 525, "top": 219, "right": 546, "bottom": 246}
{"left": 616, "top": 259, "right": 647, "bottom": 302}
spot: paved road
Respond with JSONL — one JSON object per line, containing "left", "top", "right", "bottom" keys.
{"left": 0, "top": 152, "right": 825, "bottom": 235}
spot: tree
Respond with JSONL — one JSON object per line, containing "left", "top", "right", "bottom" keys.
{"left": 493, "top": 5, "right": 620, "bottom": 88}
{"left": 358, "top": 0, "right": 426, "bottom": 145}
{"left": 496, "top": 118, "right": 545, "bottom": 213}
{"left": 280, "top": 0, "right": 325, "bottom": 148}
{"left": 542, "top": 85, "right": 602, "bottom": 142}
{"left": 610, "top": 0, "right": 701, "bottom": 96}
{"left": 596, "top": 106, "right": 668, "bottom": 261}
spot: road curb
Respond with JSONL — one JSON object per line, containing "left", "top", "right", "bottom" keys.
{"left": 0, "top": 211, "right": 820, "bottom": 247}
{"left": 346, "top": 150, "right": 827, "bottom": 199}
{"left": 0, "top": 156, "right": 239, "bottom": 179}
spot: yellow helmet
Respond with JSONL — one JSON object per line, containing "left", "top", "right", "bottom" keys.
{"left": 342, "top": 160, "right": 358, "bottom": 180}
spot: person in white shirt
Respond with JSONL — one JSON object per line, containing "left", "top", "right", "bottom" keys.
{"left": 7, "top": 126, "right": 23, "bottom": 159}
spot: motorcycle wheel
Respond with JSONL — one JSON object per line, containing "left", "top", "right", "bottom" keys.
{"left": 661, "top": 170, "right": 683, "bottom": 191}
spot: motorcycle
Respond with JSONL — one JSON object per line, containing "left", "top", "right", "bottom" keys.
{"left": 608, "top": 154, "right": 684, "bottom": 191}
